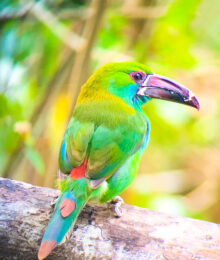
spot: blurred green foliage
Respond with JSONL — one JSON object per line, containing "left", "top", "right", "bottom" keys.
{"left": 148, "top": 0, "right": 201, "bottom": 69}
{"left": 0, "top": 0, "right": 219, "bottom": 222}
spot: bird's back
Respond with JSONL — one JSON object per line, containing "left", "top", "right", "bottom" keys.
{"left": 60, "top": 98, "right": 148, "bottom": 181}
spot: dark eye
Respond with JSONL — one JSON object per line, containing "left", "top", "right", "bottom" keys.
{"left": 134, "top": 73, "right": 142, "bottom": 81}
{"left": 129, "top": 71, "right": 146, "bottom": 83}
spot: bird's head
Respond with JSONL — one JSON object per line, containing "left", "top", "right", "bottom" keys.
{"left": 81, "top": 62, "right": 199, "bottom": 111}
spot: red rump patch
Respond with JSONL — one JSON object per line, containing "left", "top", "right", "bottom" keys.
{"left": 59, "top": 198, "right": 76, "bottom": 218}
{"left": 38, "top": 240, "right": 57, "bottom": 260}
{"left": 70, "top": 159, "right": 87, "bottom": 179}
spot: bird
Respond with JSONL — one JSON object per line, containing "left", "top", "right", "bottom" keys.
{"left": 38, "top": 62, "right": 199, "bottom": 259}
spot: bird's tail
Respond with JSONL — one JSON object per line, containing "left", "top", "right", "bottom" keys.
{"left": 38, "top": 179, "right": 89, "bottom": 260}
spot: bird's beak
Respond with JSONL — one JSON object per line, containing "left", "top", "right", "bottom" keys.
{"left": 137, "top": 74, "right": 200, "bottom": 110}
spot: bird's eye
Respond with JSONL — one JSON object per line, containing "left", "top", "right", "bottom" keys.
{"left": 134, "top": 73, "right": 142, "bottom": 80}
{"left": 129, "top": 71, "right": 146, "bottom": 83}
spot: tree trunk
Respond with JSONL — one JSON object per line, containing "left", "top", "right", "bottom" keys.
{"left": 0, "top": 177, "right": 219, "bottom": 260}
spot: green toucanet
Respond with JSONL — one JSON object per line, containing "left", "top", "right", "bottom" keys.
{"left": 38, "top": 62, "right": 199, "bottom": 259}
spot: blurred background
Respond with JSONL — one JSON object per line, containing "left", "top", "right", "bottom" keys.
{"left": 0, "top": 0, "right": 220, "bottom": 222}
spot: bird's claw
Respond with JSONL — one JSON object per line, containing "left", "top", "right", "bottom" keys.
{"left": 110, "top": 196, "right": 124, "bottom": 217}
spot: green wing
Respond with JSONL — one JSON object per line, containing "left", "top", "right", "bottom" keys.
{"left": 59, "top": 117, "right": 94, "bottom": 173}
{"left": 59, "top": 110, "right": 147, "bottom": 181}
{"left": 87, "top": 123, "right": 144, "bottom": 180}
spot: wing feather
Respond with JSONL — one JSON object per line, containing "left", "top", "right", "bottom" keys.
{"left": 59, "top": 118, "right": 94, "bottom": 173}
{"left": 59, "top": 109, "right": 148, "bottom": 181}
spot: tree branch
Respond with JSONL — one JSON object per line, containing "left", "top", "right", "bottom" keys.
{"left": 0, "top": 177, "right": 219, "bottom": 260}
{"left": 31, "top": 3, "right": 86, "bottom": 52}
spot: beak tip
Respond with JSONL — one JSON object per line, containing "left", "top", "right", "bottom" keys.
{"left": 191, "top": 96, "right": 200, "bottom": 111}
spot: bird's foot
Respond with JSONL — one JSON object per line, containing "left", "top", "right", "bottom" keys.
{"left": 110, "top": 196, "right": 124, "bottom": 218}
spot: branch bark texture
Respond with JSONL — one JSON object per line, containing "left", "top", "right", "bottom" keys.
{"left": 0, "top": 177, "right": 219, "bottom": 260}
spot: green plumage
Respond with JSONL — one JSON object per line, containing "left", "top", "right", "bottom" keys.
{"left": 60, "top": 62, "right": 151, "bottom": 179}
{"left": 38, "top": 62, "right": 198, "bottom": 259}
{"left": 39, "top": 62, "right": 151, "bottom": 259}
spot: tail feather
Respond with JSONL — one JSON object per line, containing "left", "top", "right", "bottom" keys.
{"left": 38, "top": 188, "right": 88, "bottom": 260}
{"left": 38, "top": 241, "right": 57, "bottom": 260}
{"left": 59, "top": 198, "right": 76, "bottom": 218}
